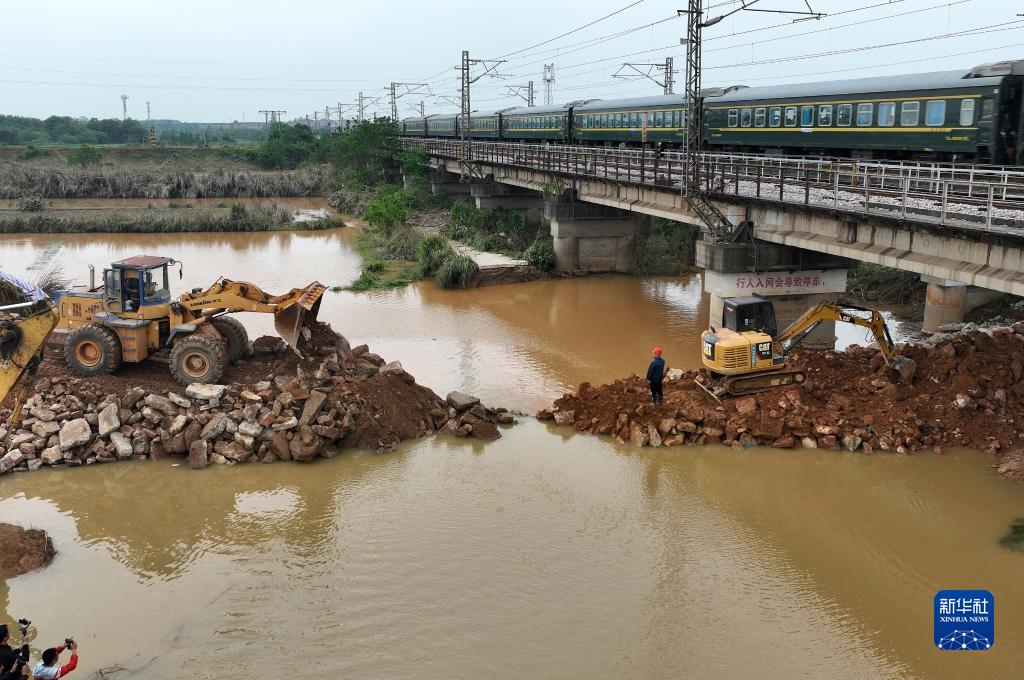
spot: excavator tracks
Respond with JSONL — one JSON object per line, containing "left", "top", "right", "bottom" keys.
{"left": 695, "top": 368, "right": 806, "bottom": 400}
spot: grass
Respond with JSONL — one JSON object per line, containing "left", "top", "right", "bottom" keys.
{"left": 634, "top": 218, "right": 701, "bottom": 276}
{"left": 0, "top": 204, "right": 314, "bottom": 233}
{"left": 0, "top": 162, "right": 328, "bottom": 199}
{"left": 0, "top": 145, "right": 260, "bottom": 171}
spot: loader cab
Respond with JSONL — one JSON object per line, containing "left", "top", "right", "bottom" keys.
{"left": 721, "top": 296, "right": 778, "bottom": 338}
{"left": 105, "top": 256, "right": 174, "bottom": 314}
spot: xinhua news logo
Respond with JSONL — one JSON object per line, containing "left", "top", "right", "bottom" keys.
{"left": 934, "top": 590, "right": 994, "bottom": 650}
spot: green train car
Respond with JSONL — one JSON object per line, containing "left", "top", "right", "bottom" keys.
{"left": 573, "top": 95, "right": 686, "bottom": 145}
{"left": 501, "top": 104, "right": 570, "bottom": 142}
{"left": 704, "top": 61, "right": 1022, "bottom": 164}
{"left": 425, "top": 113, "right": 458, "bottom": 138}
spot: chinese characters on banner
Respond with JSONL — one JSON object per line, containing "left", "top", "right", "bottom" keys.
{"left": 735, "top": 274, "right": 824, "bottom": 291}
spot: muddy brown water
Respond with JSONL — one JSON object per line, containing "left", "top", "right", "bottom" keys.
{"left": 1, "top": 221, "right": 1022, "bottom": 678}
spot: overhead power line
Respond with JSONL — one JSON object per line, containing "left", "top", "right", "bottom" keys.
{"left": 491, "top": 0, "right": 648, "bottom": 60}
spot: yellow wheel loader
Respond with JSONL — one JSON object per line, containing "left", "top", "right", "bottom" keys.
{"left": 696, "top": 296, "right": 916, "bottom": 399}
{"left": 53, "top": 256, "right": 326, "bottom": 385}
{"left": 1, "top": 297, "right": 60, "bottom": 426}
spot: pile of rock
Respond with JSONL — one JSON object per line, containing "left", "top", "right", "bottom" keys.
{"left": 0, "top": 323, "right": 515, "bottom": 475}
{"left": 539, "top": 321, "right": 1024, "bottom": 481}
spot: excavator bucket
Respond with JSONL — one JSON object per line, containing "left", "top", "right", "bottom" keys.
{"left": 890, "top": 355, "right": 917, "bottom": 384}
{"left": 273, "top": 281, "right": 326, "bottom": 353}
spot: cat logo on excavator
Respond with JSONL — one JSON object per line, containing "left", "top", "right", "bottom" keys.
{"left": 53, "top": 256, "right": 326, "bottom": 385}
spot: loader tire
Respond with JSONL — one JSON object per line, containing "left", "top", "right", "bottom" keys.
{"left": 211, "top": 316, "right": 249, "bottom": 363}
{"left": 65, "top": 323, "right": 122, "bottom": 377}
{"left": 169, "top": 334, "right": 227, "bottom": 385}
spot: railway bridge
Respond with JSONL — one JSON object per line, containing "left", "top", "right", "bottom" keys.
{"left": 400, "top": 138, "right": 1024, "bottom": 340}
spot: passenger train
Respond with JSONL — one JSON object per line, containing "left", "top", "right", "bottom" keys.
{"left": 399, "top": 60, "right": 1024, "bottom": 165}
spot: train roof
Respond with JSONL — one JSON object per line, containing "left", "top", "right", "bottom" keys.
{"left": 574, "top": 88, "right": 743, "bottom": 112}
{"left": 715, "top": 69, "right": 1007, "bottom": 103}
{"left": 502, "top": 103, "right": 571, "bottom": 116}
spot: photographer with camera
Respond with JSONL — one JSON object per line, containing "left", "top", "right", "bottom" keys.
{"left": 0, "top": 620, "right": 32, "bottom": 679}
{"left": 30, "top": 638, "right": 77, "bottom": 680}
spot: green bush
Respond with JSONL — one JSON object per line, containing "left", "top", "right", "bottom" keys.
{"left": 66, "top": 145, "right": 102, "bottom": 167}
{"left": 634, "top": 218, "right": 701, "bottom": 276}
{"left": 524, "top": 238, "right": 556, "bottom": 271}
{"left": 433, "top": 253, "right": 478, "bottom": 289}
{"left": 417, "top": 233, "right": 455, "bottom": 276}
{"left": 229, "top": 202, "right": 247, "bottom": 221}
{"left": 16, "top": 145, "right": 48, "bottom": 160}
{"left": 362, "top": 186, "right": 409, "bottom": 230}
{"left": 364, "top": 259, "right": 385, "bottom": 274}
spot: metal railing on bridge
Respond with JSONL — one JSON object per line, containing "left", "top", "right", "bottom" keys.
{"left": 401, "top": 138, "right": 1024, "bottom": 232}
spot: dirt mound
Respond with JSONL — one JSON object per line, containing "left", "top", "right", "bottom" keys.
{"left": 539, "top": 322, "right": 1024, "bottom": 481}
{"left": 0, "top": 523, "right": 55, "bottom": 579}
{"left": 1, "top": 321, "right": 514, "bottom": 474}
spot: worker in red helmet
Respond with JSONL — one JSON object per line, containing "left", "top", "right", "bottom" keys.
{"left": 646, "top": 347, "right": 666, "bottom": 405}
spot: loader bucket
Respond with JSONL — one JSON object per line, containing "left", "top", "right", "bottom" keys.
{"left": 274, "top": 282, "right": 326, "bottom": 354}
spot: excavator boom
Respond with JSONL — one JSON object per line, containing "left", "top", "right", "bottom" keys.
{"left": 1, "top": 300, "right": 60, "bottom": 424}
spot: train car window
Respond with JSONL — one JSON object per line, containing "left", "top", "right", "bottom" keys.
{"left": 818, "top": 105, "right": 833, "bottom": 126}
{"left": 740, "top": 108, "right": 752, "bottom": 127}
{"left": 857, "top": 103, "right": 873, "bottom": 126}
{"left": 728, "top": 109, "right": 738, "bottom": 127}
{"left": 925, "top": 100, "right": 946, "bottom": 126}
{"left": 878, "top": 102, "right": 896, "bottom": 126}
{"left": 900, "top": 101, "right": 919, "bottom": 126}
{"left": 769, "top": 107, "right": 781, "bottom": 127}
{"left": 800, "top": 106, "right": 814, "bottom": 126}
{"left": 754, "top": 108, "right": 766, "bottom": 127}
{"left": 837, "top": 104, "right": 852, "bottom": 126}
{"left": 630, "top": 112, "right": 640, "bottom": 127}
{"left": 784, "top": 107, "right": 797, "bottom": 127}
{"left": 655, "top": 111, "right": 664, "bottom": 127}
{"left": 980, "top": 98, "right": 994, "bottom": 121}
{"left": 960, "top": 99, "right": 975, "bottom": 125}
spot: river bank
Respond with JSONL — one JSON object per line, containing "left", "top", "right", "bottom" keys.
{"left": 0, "top": 162, "right": 327, "bottom": 199}
{"left": 0, "top": 201, "right": 343, "bottom": 233}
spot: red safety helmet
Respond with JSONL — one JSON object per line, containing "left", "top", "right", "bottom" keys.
{"left": 653, "top": 347, "right": 663, "bottom": 356}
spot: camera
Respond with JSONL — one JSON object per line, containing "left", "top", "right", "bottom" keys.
{"left": 17, "top": 618, "right": 30, "bottom": 634}
{"left": 64, "top": 637, "right": 74, "bottom": 648}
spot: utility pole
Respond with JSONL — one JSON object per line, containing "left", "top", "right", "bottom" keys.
{"left": 419, "top": 100, "right": 425, "bottom": 117}
{"left": 146, "top": 101, "right": 159, "bottom": 147}
{"left": 543, "top": 64, "right": 555, "bottom": 105}
{"left": 120, "top": 94, "right": 128, "bottom": 121}
{"left": 358, "top": 92, "right": 364, "bottom": 122}
{"left": 456, "top": 50, "right": 505, "bottom": 178}
{"left": 390, "top": 82, "right": 430, "bottom": 122}
{"left": 678, "top": 0, "right": 822, "bottom": 234}
{"left": 337, "top": 102, "right": 344, "bottom": 129}
{"left": 506, "top": 82, "right": 535, "bottom": 107}
{"left": 664, "top": 56, "right": 674, "bottom": 95}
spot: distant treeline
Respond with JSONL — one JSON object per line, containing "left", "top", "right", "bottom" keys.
{"left": 0, "top": 115, "right": 268, "bottom": 147}
{"left": 0, "top": 116, "right": 146, "bottom": 145}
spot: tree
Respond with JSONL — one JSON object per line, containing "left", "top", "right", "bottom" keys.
{"left": 66, "top": 145, "right": 103, "bottom": 167}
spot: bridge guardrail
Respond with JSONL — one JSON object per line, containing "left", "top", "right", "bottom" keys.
{"left": 401, "top": 138, "right": 1024, "bottom": 232}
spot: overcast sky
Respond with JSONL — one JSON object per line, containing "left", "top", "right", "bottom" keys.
{"left": 1, "top": 0, "right": 1021, "bottom": 122}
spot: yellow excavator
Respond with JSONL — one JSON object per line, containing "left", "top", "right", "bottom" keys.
{"left": 1, "top": 296, "right": 60, "bottom": 426}
{"left": 53, "top": 256, "right": 326, "bottom": 385}
{"left": 695, "top": 296, "right": 916, "bottom": 399}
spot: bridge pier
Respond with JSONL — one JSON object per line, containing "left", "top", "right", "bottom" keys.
{"left": 546, "top": 199, "right": 645, "bottom": 273}
{"left": 427, "top": 170, "right": 472, "bottom": 196}
{"left": 470, "top": 182, "right": 544, "bottom": 224}
{"left": 698, "top": 240, "right": 850, "bottom": 349}
{"left": 922, "top": 276, "right": 967, "bottom": 333}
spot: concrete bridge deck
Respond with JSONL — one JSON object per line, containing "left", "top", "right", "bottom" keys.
{"left": 401, "top": 138, "right": 1024, "bottom": 333}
